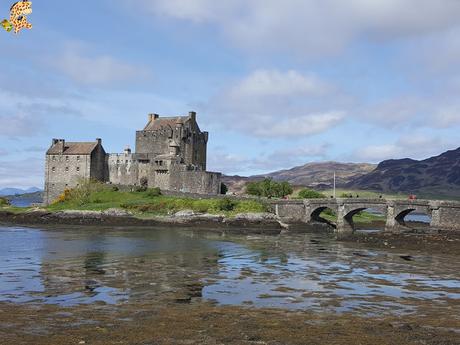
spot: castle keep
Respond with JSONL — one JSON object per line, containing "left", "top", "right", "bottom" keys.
{"left": 44, "top": 112, "right": 221, "bottom": 204}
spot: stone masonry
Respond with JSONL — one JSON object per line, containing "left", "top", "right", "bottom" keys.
{"left": 44, "top": 112, "right": 221, "bottom": 204}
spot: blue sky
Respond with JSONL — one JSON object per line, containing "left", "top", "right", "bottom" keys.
{"left": 1, "top": 0, "right": 460, "bottom": 188}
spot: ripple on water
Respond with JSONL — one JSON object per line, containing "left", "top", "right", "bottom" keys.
{"left": 0, "top": 226, "right": 458, "bottom": 318}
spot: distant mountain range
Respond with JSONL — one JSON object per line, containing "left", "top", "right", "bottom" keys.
{"left": 0, "top": 187, "right": 42, "bottom": 196}
{"left": 223, "top": 147, "right": 460, "bottom": 198}
{"left": 347, "top": 147, "right": 460, "bottom": 198}
{"left": 223, "top": 162, "right": 376, "bottom": 194}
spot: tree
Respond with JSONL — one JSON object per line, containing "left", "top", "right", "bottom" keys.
{"left": 298, "top": 188, "right": 326, "bottom": 199}
{"left": 245, "top": 178, "right": 293, "bottom": 198}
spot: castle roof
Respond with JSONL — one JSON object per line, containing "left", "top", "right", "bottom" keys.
{"left": 143, "top": 116, "right": 189, "bottom": 131}
{"left": 46, "top": 142, "right": 99, "bottom": 155}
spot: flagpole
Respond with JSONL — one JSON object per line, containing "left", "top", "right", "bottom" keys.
{"left": 333, "top": 171, "right": 336, "bottom": 199}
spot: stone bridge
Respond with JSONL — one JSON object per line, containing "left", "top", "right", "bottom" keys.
{"left": 271, "top": 198, "right": 460, "bottom": 233}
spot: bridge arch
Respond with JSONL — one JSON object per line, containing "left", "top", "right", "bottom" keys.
{"left": 395, "top": 208, "right": 432, "bottom": 228}
{"left": 310, "top": 206, "right": 337, "bottom": 228}
{"left": 342, "top": 207, "right": 367, "bottom": 232}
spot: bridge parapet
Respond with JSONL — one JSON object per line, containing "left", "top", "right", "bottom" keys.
{"left": 271, "top": 198, "right": 460, "bottom": 233}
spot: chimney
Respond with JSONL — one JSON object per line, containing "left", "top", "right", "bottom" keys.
{"left": 96, "top": 138, "right": 102, "bottom": 145}
{"left": 124, "top": 146, "right": 131, "bottom": 155}
{"left": 148, "top": 113, "right": 159, "bottom": 122}
{"left": 56, "top": 139, "right": 65, "bottom": 153}
{"left": 52, "top": 138, "right": 59, "bottom": 145}
{"left": 189, "top": 111, "right": 196, "bottom": 121}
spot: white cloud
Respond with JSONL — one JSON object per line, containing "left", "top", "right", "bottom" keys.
{"left": 0, "top": 90, "right": 81, "bottom": 138}
{"left": 251, "top": 112, "right": 344, "bottom": 137}
{"left": 207, "top": 69, "right": 346, "bottom": 138}
{"left": 53, "top": 43, "right": 150, "bottom": 85}
{"left": 208, "top": 144, "right": 329, "bottom": 174}
{"left": 0, "top": 158, "right": 44, "bottom": 189}
{"left": 354, "top": 135, "right": 455, "bottom": 162}
{"left": 133, "top": 0, "right": 460, "bottom": 56}
{"left": 431, "top": 105, "right": 460, "bottom": 127}
{"left": 228, "top": 70, "right": 330, "bottom": 98}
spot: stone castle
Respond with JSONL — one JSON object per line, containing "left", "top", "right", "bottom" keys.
{"left": 44, "top": 112, "right": 222, "bottom": 204}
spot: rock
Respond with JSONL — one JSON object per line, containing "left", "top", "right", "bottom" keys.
{"left": 232, "top": 213, "right": 278, "bottom": 221}
{"left": 55, "top": 210, "right": 102, "bottom": 219}
{"left": 174, "top": 209, "right": 196, "bottom": 217}
{"left": 102, "top": 208, "right": 132, "bottom": 217}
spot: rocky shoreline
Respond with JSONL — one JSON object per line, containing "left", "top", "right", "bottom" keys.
{"left": 0, "top": 209, "right": 285, "bottom": 234}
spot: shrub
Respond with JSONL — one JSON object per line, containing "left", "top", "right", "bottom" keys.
{"left": 146, "top": 187, "right": 161, "bottom": 197}
{"left": 137, "top": 177, "right": 148, "bottom": 192}
{"left": 0, "top": 197, "right": 10, "bottom": 207}
{"left": 245, "top": 178, "right": 293, "bottom": 198}
{"left": 112, "top": 186, "right": 119, "bottom": 192}
{"left": 298, "top": 188, "right": 326, "bottom": 199}
{"left": 340, "top": 192, "right": 353, "bottom": 198}
{"left": 217, "top": 197, "right": 237, "bottom": 211}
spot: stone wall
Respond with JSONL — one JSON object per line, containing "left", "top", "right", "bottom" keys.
{"left": 44, "top": 154, "right": 92, "bottom": 204}
{"left": 135, "top": 113, "right": 207, "bottom": 170}
{"left": 431, "top": 201, "right": 460, "bottom": 230}
{"left": 90, "top": 142, "right": 108, "bottom": 181}
{"left": 107, "top": 155, "right": 221, "bottom": 195}
{"left": 107, "top": 153, "right": 138, "bottom": 186}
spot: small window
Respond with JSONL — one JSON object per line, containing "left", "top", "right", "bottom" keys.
{"left": 76, "top": 167, "right": 80, "bottom": 172}
{"left": 65, "top": 167, "right": 69, "bottom": 172}
{"left": 51, "top": 167, "right": 56, "bottom": 172}
{"left": 76, "top": 156, "right": 80, "bottom": 161}
{"left": 125, "top": 160, "right": 128, "bottom": 164}
{"left": 52, "top": 156, "right": 56, "bottom": 161}
{"left": 65, "top": 156, "right": 69, "bottom": 161}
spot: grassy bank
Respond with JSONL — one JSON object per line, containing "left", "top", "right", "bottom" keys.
{"left": 46, "top": 183, "right": 268, "bottom": 217}
{"left": 321, "top": 189, "right": 406, "bottom": 199}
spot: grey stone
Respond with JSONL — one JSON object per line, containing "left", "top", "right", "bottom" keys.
{"left": 43, "top": 112, "right": 222, "bottom": 205}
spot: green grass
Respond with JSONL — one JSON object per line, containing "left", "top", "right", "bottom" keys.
{"left": 0, "top": 197, "right": 9, "bottom": 207}
{"left": 46, "top": 183, "right": 269, "bottom": 217}
{"left": 319, "top": 209, "right": 385, "bottom": 224}
{"left": 321, "top": 189, "right": 406, "bottom": 199}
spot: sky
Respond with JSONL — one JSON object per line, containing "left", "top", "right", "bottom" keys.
{"left": 1, "top": 0, "right": 460, "bottom": 189}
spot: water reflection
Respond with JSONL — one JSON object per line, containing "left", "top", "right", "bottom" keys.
{"left": 0, "top": 226, "right": 459, "bottom": 317}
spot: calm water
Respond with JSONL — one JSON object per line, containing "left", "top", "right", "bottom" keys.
{"left": 0, "top": 225, "right": 459, "bottom": 317}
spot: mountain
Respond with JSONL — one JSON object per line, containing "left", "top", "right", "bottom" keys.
{"left": 6, "top": 191, "right": 44, "bottom": 207}
{"left": 0, "top": 187, "right": 43, "bottom": 196}
{"left": 258, "top": 162, "right": 376, "bottom": 188}
{"left": 223, "top": 162, "right": 376, "bottom": 194}
{"left": 347, "top": 147, "right": 460, "bottom": 197}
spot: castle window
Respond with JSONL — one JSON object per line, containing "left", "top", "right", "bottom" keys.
{"left": 52, "top": 156, "right": 56, "bottom": 161}
{"left": 51, "top": 167, "right": 55, "bottom": 172}
{"left": 159, "top": 160, "right": 163, "bottom": 166}
{"left": 76, "top": 167, "right": 80, "bottom": 172}
{"left": 65, "top": 156, "right": 69, "bottom": 162}
{"left": 76, "top": 156, "right": 80, "bottom": 161}
{"left": 125, "top": 160, "right": 128, "bottom": 164}
{"left": 65, "top": 167, "right": 69, "bottom": 172}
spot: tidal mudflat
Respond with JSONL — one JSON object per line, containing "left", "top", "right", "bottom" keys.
{"left": 0, "top": 225, "right": 459, "bottom": 344}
